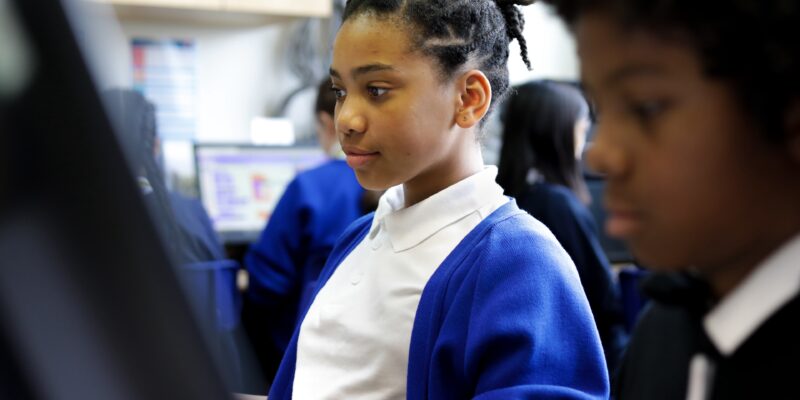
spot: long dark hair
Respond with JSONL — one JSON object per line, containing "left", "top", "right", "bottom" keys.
{"left": 102, "top": 88, "right": 200, "bottom": 264}
{"left": 497, "top": 80, "right": 591, "bottom": 203}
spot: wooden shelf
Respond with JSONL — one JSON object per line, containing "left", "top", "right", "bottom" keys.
{"left": 90, "top": 0, "right": 332, "bottom": 20}
{"left": 225, "top": 0, "right": 331, "bottom": 17}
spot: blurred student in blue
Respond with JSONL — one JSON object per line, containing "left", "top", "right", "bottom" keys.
{"left": 242, "top": 78, "right": 368, "bottom": 385}
{"left": 104, "top": 88, "right": 227, "bottom": 264}
{"left": 103, "top": 88, "right": 241, "bottom": 388}
{"left": 496, "top": 80, "right": 627, "bottom": 374}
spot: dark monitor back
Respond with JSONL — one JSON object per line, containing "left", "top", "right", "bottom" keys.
{"left": 0, "top": 0, "right": 231, "bottom": 398}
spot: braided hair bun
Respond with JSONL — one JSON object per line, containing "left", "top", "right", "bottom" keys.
{"left": 494, "top": 0, "right": 535, "bottom": 69}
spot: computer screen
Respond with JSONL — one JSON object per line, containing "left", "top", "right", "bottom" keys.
{"left": 195, "top": 144, "right": 327, "bottom": 243}
{"left": 0, "top": 0, "right": 232, "bottom": 398}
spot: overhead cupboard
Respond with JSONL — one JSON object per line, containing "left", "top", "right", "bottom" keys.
{"left": 91, "top": 0, "right": 333, "bottom": 18}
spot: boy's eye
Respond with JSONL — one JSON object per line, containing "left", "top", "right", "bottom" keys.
{"left": 628, "top": 99, "right": 671, "bottom": 121}
{"left": 366, "top": 86, "right": 389, "bottom": 98}
{"left": 331, "top": 86, "right": 346, "bottom": 100}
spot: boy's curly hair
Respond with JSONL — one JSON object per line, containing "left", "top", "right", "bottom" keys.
{"left": 542, "top": 0, "right": 800, "bottom": 142}
{"left": 342, "top": 0, "right": 535, "bottom": 117}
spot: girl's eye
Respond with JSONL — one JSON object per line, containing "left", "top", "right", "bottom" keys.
{"left": 331, "top": 87, "right": 346, "bottom": 100}
{"left": 367, "top": 86, "right": 388, "bottom": 98}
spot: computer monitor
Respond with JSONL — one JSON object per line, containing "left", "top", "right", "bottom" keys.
{"left": 0, "top": 0, "right": 232, "bottom": 398}
{"left": 195, "top": 144, "right": 327, "bottom": 244}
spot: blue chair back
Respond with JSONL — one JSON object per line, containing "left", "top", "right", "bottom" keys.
{"left": 618, "top": 267, "right": 650, "bottom": 333}
{"left": 180, "top": 259, "right": 242, "bottom": 388}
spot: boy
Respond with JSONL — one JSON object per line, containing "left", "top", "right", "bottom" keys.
{"left": 542, "top": 1, "right": 800, "bottom": 398}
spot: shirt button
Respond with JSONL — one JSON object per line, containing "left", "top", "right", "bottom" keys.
{"left": 350, "top": 269, "right": 364, "bottom": 285}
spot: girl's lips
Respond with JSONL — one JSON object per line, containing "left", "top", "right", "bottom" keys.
{"left": 345, "top": 151, "right": 379, "bottom": 168}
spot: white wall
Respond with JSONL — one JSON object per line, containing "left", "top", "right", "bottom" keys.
{"left": 117, "top": 20, "right": 302, "bottom": 142}
{"left": 509, "top": 3, "right": 578, "bottom": 84}
{"left": 78, "top": 8, "right": 323, "bottom": 190}
{"left": 85, "top": 2, "right": 575, "bottom": 144}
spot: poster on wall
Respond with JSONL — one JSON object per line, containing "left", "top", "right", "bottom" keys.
{"left": 131, "top": 38, "right": 198, "bottom": 195}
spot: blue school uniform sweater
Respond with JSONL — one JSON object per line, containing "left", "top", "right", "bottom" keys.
{"left": 269, "top": 200, "right": 609, "bottom": 399}
{"left": 516, "top": 182, "right": 628, "bottom": 373}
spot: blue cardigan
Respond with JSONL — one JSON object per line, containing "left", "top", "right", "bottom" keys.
{"left": 269, "top": 200, "right": 609, "bottom": 399}
{"left": 516, "top": 182, "right": 627, "bottom": 373}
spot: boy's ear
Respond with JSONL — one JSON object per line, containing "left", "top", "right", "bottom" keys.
{"left": 454, "top": 70, "right": 492, "bottom": 128}
{"left": 786, "top": 100, "right": 800, "bottom": 163}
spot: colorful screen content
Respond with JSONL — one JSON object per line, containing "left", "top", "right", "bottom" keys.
{"left": 195, "top": 145, "right": 327, "bottom": 243}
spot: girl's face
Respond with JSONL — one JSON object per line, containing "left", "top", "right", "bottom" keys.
{"left": 577, "top": 13, "right": 800, "bottom": 291}
{"left": 330, "top": 16, "right": 474, "bottom": 205}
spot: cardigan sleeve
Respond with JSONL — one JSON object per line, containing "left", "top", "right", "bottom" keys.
{"left": 464, "top": 217, "right": 610, "bottom": 399}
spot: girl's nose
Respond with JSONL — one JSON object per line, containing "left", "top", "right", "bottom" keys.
{"left": 335, "top": 100, "right": 367, "bottom": 137}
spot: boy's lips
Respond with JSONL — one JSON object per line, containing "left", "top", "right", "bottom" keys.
{"left": 605, "top": 205, "right": 644, "bottom": 238}
{"left": 343, "top": 146, "right": 380, "bottom": 168}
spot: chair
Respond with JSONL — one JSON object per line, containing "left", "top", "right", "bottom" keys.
{"left": 180, "top": 259, "right": 243, "bottom": 389}
{"left": 617, "top": 267, "right": 651, "bottom": 333}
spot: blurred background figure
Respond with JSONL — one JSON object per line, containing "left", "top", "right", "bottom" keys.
{"left": 241, "top": 78, "right": 376, "bottom": 391}
{"left": 496, "top": 80, "right": 627, "bottom": 374}
{"left": 102, "top": 88, "right": 243, "bottom": 390}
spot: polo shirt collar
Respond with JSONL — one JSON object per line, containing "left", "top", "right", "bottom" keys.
{"left": 369, "top": 167, "right": 504, "bottom": 252}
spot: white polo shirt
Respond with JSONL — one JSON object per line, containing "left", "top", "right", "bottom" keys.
{"left": 292, "top": 167, "right": 508, "bottom": 399}
{"left": 685, "top": 232, "right": 800, "bottom": 400}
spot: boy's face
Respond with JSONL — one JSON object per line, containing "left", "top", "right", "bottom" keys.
{"left": 330, "top": 16, "right": 466, "bottom": 197}
{"left": 577, "top": 13, "right": 798, "bottom": 276}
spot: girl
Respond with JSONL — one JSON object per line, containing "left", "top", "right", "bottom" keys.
{"left": 543, "top": 0, "right": 800, "bottom": 398}
{"left": 497, "top": 80, "right": 628, "bottom": 374}
{"left": 269, "top": 0, "right": 609, "bottom": 398}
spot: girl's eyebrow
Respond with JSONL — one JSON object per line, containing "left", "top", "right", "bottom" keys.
{"left": 329, "top": 63, "right": 397, "bottom": 80}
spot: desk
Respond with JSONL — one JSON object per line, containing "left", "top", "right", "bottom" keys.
{"left": 234, "top": 394, "right": 267, "bottom": 400}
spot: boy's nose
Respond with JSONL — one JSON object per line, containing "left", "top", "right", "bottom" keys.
{"left": 585, "top": 124, "right": 629, "bottom": 178}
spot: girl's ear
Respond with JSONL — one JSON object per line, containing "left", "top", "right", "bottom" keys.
{"left": 454, "top": 70, "right": 492, "bottom": 128}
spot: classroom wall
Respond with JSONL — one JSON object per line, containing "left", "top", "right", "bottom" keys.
{"left": 86, "top": 2, "right": 576, "bottom": 142}
{"left": 96, "top": 19, "right": 299, "bottom": 143}
{"left": 510, "top": 3, "right": 579, "bottom": 84}
{"left": 80, "top": 2, "right": 577, "bottom": 183}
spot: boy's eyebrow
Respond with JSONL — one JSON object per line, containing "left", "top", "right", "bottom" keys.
{"left": 604, "top": 64, "right": 668, "bottom": 86}
{"left": 329, "top": 63, "right": 397, "bottom": 80}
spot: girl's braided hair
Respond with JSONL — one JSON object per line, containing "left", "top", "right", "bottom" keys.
{"left": 342, "top": 0, "right": 536, "bottom": 116}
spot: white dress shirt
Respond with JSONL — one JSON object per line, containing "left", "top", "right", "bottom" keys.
{"left": 292, "top": 167, "right": 508, "bottom": 399}
{"left": 685, "top": 232, "right": 800, "bottom": 400}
